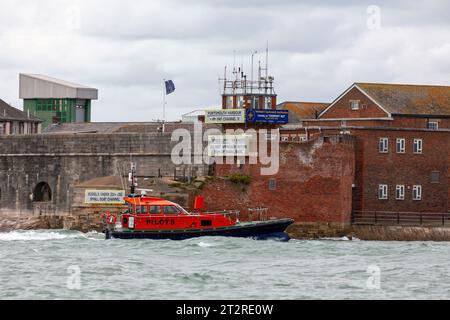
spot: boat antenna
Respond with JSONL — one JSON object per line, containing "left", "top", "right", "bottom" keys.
{"left": 129, "top": 162, "right": 137, "bottom": 195}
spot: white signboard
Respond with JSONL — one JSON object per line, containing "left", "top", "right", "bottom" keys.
{"left": 205, "top": 109, "right": 245, "bottom": 124}
{"left": 208, "top": 134, "right": 251, "bottom": 157}
{"left": 85, "top": 190, "right": 126, "bottom": 204}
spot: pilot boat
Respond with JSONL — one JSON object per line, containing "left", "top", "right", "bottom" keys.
{"left": 103, "top": 195, "right": 294, "bottom": 241}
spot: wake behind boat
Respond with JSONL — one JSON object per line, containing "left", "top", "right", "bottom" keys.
{"left": 103, "top": 195, "right": 294, "bottom": 241}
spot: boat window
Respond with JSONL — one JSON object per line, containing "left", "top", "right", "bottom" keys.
{"left": 127, "top": 204, "right": 133, "bottom": 213}
{"left": 163, "top": 206, "right": 181, "bottom": 214}
{"left": 136, "top": 205, "right": 142, "bottom": 214}
{"left": 140, "top": 206, "right": 148, "bottom": 214}
{"left": 149, "top": 206, "right": 161, "bottom": 214}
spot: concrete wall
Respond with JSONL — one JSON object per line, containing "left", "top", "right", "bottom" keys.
{"left": 0, "top": 132, "right": 209, "bottom": 216}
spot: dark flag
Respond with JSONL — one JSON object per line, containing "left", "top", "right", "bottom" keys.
{"left": 165, "top": 80, "right": 176, "bottom": 95}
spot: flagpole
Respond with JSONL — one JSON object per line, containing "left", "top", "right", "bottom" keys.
{"left": 163, "top": 78, "right": 166, "bottom": 133}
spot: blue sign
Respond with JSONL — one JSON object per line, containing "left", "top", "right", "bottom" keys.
{"left": 246, "top": 109, "right": 289, "bottom": 124}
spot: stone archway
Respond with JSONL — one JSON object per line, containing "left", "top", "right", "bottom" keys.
{"left": 33, "top": 182, "right": 52, "bottom": 202}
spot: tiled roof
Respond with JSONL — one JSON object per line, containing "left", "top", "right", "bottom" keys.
{"left": 356, "top": 83, "right": 450, "bottom": 116}
{"left": 0, "top": 99, "right": 42, "bottom": 122}
{"left": 277, "top": 101, "right": 330, "bottom": 121}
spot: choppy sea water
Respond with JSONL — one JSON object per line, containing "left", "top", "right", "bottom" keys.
{"left": 0, "top": 230, "right": 449, "bottom": 300}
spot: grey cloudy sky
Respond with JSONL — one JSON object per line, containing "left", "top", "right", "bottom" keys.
{"left": 0, "top": 0, "right": 449, "bottom": 121}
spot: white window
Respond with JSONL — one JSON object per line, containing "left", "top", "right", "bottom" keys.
{"left": 396, "top": 138, "right": 405, "bottom": 153}
{"left": 253, "top": 96, "right": 259, "bottom": 109}
{"left": 237, "top": 96, "right": 244, "bottom": 108}
{"left": 396, "top": 185, "right": 405, "bottom": 200}
{"left": 413, "top": 185, "right": 422, "bottom": 200}
{"left": 350, "top": 100, "right": 360, "bottom": 110}
{"left": 265, "top": 96, "right": 272, "bottom": 109}
{"left": 225, "top": 96, "right": 233, "bottom": 109}
{"left": 379, "top": 138, "right": 389, "bottom": 153}
{"left": 413, "top": 139, "right": 423, "bottom": 154}
{"left": 378, "top": 184, "right": 388, "bottom": 200}
{"left": 428, "top": 121, "right": 438, "bottom": 130}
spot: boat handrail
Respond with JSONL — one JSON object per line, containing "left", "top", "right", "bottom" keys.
{"left": 201, "top": 210, "right": 240, "bottom": 215}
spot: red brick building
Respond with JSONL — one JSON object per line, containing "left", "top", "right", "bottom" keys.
{"left": 200, "top": 82, "right": 449, "bottom": 234}
{"left": 281, "top": 83, "right": 450, "bottom": 220}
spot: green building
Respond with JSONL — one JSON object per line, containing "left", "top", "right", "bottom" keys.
{"left": 20, "top": 74, "right": 98, "bottom": 129}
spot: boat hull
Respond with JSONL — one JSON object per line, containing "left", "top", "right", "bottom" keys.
{"left": 107, "top": 219, "right": 294, "bottom": 241}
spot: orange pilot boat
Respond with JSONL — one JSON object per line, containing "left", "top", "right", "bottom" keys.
{"left": 103, "top": 195, "right": 294, "bottom": 241}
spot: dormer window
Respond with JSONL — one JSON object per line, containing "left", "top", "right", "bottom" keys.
{"left": 350, "top": 100, "right": 360, "bottom": 110}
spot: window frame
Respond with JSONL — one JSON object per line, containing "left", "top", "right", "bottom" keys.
{"left": 379, "top": 137, "right": 389, "bottom": 153}
{"left": 413, "top": 139, "right": 423, "bottom": 154}
{"left": 428, "top": 121, "right": 438, "bottom": 130}
{"left": 413, "top": 185, "right": 422, "bottom": 201}
{"left": 163, "top": 205, "right": 181, "bottom": 214}
{"left": 431, "top": 171, "right": 440, "bottom": 184}
{"left": 378, "top": 184, "right": 388, "bottom": 200}
{"left": 395, "top": 185, "right": 405, "bottom": 200}
{"left": 350, "top": 100, "right": 360, "bottom": 111}
{"left": 396, "top": 138, "right": 406, "bottom": 154}
{"left": 149, "top": 206, "right": 161, "bottom": 214}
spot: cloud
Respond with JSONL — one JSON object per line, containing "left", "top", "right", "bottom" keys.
{"left": 0, "top": 0, "right": 448, "bottom": 121}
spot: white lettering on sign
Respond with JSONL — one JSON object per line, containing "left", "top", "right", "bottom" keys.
{"left": 205, "top": 109, "right": 245, "bottom": 124}
{"left": 84, "top": 190, "right": 126, "bottom": 204}
{"left": 208, "top": 134, "right": 251, "bottom": 157}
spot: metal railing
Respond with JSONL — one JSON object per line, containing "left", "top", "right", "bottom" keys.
{"left": 199, "top": 210, "right": 240, "bottom": 221}
{"left": 248, "top": 207, "right": 269, "bottom": 222}
{"left": 352, "top": 210, "right": 450, "bottom": 227}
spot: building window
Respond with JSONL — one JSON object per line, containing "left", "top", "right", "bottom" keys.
{"left": 379, "top": 138, "right": 389, "bottom": 153}
{"left": 237, "top": 96, "right": 244, "bottom": 108}
{"left": 396, "top": 185, "right": 405, "bottom": 200}
{"left": 226, "top": 96, "right": 233, "bottom": 109}
{"left": 396, "top": 138, "right": 405, "bottom": 153}
{"left": 413, "top": 185, "right": 422, "bottom": 201}
{"left": 265, "top": 96, "right": 272, "bottom": 109}
{"left": 350, "top": 100, "right": 360, "bottom": 110}
{"left": 253, "top": 96, "right": 260, "bottom": 109}
{"left": 413, "top": 139, "right": 423, "bottom": 154}
{"left": 269, "top": 179, "right": 276, "bottom": 191}
{"left": 341, "top": 120, "right": 347, "bottom": 127}
{"left": 378, "top": 184, "right": 388, "bottom": 200}
{"left": 428, "top": 121, "right": 439, "bottom": 130}
{"left": 431, "top": 171, "right": 440, "bottom": 184}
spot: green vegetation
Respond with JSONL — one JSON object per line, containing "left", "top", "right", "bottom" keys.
{"left": 227, "top": 173, "right": 251, "bottom": 185}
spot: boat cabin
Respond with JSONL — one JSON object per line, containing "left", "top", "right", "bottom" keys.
{"left": 124, "top": 196, "right": 189, "bottom": 215}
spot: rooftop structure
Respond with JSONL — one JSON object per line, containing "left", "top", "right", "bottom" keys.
{"left": 220, "top": 47, "right": 277, "bottom": 110}
{"left": 20, "top": 74, "right": 98, "bottom": 129}
{"left": 277, "top": 101, "right": 330, "bottom": 122}
{"left": 181, "top": 110, "right": 206, "bottom": 123}
{"left": 320, "top": 83, "right": 450, "bottom": 118}
{"left": 0, "top": 99, "right": 42, "bottom": 135}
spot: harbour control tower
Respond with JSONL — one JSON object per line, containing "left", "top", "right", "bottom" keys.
{"left": 220, "top": 49, "right": 277, "bottom": 110}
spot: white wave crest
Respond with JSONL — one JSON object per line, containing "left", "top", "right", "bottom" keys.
{"left": 0, "top": 230, "right": 84, "bottom": 241}
{"left": 197, "top": 241, "right": 215, "bottom": 247}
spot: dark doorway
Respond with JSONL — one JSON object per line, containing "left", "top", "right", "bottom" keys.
{"left": 33, "top": 182, "right": 52, "bottom": 202}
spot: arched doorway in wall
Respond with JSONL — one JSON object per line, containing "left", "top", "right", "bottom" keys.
{"left": 32, "top": 182, "right": 52, "bottom": 202}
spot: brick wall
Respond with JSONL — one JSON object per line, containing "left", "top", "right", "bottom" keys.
{"left": 200, "top": 135, "right": 355, "bottom": 224}
{"left": 320, "top": 87, "right": 388, "bottom": 119}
